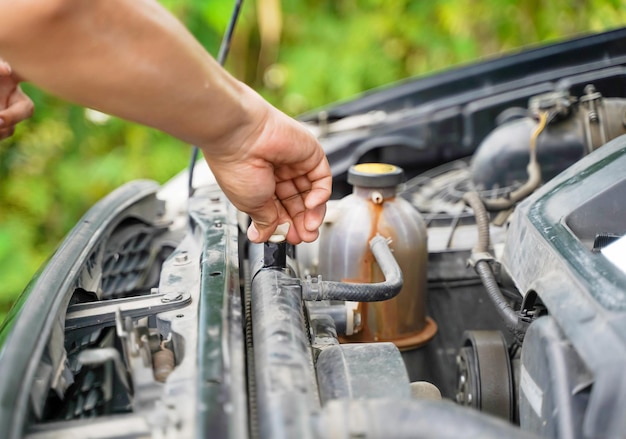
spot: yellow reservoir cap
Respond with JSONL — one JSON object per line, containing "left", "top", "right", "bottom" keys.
{"left": 353, "top": 163, "right": 399, "bottom": 175}
{"left": 348, "top": 163, "right": 405, "bottom": 188}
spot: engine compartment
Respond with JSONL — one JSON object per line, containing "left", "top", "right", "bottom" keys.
{"left": 3, "top": 28, "right": 626, "bottom": 439}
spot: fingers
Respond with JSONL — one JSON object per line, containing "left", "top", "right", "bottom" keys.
{"left": 0, "top": 106, "right": 33, "bottom": 140}
{"left": 0, "top": 125, "right": 15, "bottom": 141}
{"left": 226, "top": 157, "right": 330, "bottom": 244}
{"left": 246, "top": 197, "right": 281, "bottom": 244}
{"left": 246, "top": 191, "right": 322, "bottom": 245}
{"left": 206, "top": 99, "right": 332, "bottom": 245}
{"left": 0, "top": 60, "right": 34, "bottom": 140}
{"left": 304, "top": 203, "right": 326, "bottom": 234}
{"left": 290, "top": 158, "right": 332, "bottom": 236}
{"left": 246, "top": 191, "right": 313, "bottom": 245}
{"left": 0, "top": 59, "right": 11, "bottom": 76}
{"left": 0, "top": 87, "right": 34, "bottom": 127}
{"left": 303, "top": 169, "right": 332, "bottom": 230}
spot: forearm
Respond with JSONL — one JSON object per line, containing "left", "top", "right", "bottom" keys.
{"left": 0, "top": 0, "right": 332, "bottom": 244}
{"left": 0, "top": 0, "right": 260, "bottom": 151}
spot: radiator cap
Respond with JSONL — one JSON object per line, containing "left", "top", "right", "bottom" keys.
{"left": 348, "top": 163, "right": 405, "bottom": 188}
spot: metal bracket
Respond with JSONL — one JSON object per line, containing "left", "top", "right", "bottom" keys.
{"left": 66, "top": 292, "right": 191, "bottom": 331}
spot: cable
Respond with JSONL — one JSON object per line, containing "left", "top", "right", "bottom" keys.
{"left": 188, "top": 0, "right": 245, "bottom": 198}
{"left": 529, "top": 111, "right": 548, "bottom": 159}
{"left": 463, "top": 191, "right": 525, "bottom": 340}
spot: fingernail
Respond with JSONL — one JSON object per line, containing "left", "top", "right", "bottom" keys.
{"left": 0, "top": 118, "right": 4, "bottom": 127}
{"left": 0, "top": 61, "right": 11, "bottom": 74}
{"left": 247, "top": 223, "right": 260, "bottom": 242}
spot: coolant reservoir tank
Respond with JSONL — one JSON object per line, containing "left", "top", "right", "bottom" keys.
{"left": 319, "top": 163, "right": 437, "bottom": 349}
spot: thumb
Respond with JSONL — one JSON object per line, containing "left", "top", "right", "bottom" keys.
{"left": 246, "top": 199, "right": 280, "bottom": 243}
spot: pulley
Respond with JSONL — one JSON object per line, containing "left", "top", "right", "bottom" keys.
{"left": 455, "top": 330, "right": 514, "bottom": 422}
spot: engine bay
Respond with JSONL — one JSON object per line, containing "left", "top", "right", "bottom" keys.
{"left": 3, "top": 28, "right": 626, "bottom": 439}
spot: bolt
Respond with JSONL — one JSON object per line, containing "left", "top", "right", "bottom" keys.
{"left": 161, "top": 292, "right": 183, "bottom": 303}
{"left": 174, "top": 252, "right": 189, "bottom": 265}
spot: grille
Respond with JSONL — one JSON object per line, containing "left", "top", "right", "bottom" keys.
{"left": 101, "top": 223, "right": 157, "bottom": 299}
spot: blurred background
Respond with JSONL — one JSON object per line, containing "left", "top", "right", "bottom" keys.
{"left": 1, "top": 0, "right": 625, "bottom": 321}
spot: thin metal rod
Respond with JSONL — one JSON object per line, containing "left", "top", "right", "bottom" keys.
{"left": 188, "top": 0, "right": 245, "bottom": 197}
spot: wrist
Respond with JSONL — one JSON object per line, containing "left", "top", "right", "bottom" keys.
{"left": 198, "top": 81, "right": 271, "bottom": 161}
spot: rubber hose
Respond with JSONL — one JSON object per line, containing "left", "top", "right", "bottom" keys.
{"left": 475, "top": 261, "right": 519, "bottom": 331}
{"left": 464, "top": 191, "right": 522, "bottom": 335}
{"left": 463, "top": 191, "right": 490, "bottom": 252}
{"left": 302, "top": 235, "right": 403, "bottom": 302}
{"left": 481, "top": 112, "right": 547, "bottom": 211}
{"left": 482, "top": 161, "right": 542, "bottom": 211}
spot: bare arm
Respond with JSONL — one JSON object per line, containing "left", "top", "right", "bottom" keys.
{"left": 0, "top": 0, "right": 258, "bottom": 150}
{"left": 0, "top": 0, "right": 331, "bottom": 243}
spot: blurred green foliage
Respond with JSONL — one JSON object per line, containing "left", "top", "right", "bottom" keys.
{"left": 1, "top": 0, "right": 626, "bottom": 321}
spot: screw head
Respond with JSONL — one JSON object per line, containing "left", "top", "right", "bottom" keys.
{"left": 174, "top": 252, "right": 190, "bottom": 265}
{"left": 161, "top": 292, "right": 183, "bottom": 303}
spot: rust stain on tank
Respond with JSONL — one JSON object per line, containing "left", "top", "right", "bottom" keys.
{"left": 342, "top": 195, "right": 437, "bottom": 350}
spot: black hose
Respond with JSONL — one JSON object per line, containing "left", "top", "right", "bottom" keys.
{"left": 480, "top": 112, "right": 547, "bottom": 211}
{"left": 475, "top": 260, "right": 519, "bottom": 331}
{"left": 463, "top": 191, "right": 490, "bottom": 253}
{"left": 464, "top": 191, "right": 524, "bottom": 337}
{"left": 302, "top": 235, "right": 403, "bottom": 302}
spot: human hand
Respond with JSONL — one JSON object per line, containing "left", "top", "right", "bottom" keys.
{"left": 203, "top": 88, "right": 331, "bottom": 245}
{"left": 0, "top": 59, "right": 34, "bottom": 140}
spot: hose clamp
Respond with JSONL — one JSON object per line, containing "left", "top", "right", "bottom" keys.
{"left": 302, "top": 275, "right": 323, "bottom": 301}
{"left": 467, "top": 251, "right": 496, "bottom": 268}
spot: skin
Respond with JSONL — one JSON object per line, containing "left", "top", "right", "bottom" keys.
{"left": 0, "top": 59, "right": 33, "bottom": 140}
{"left": 0, "top": 0, "right": 331, "bottom": 244}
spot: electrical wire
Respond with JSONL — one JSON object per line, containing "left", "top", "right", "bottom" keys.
{"left": 188, "top": 0, "right": 245, "bottom": 198}
{"left": 529, "top": 111, "right": 548, "bottom": 161}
